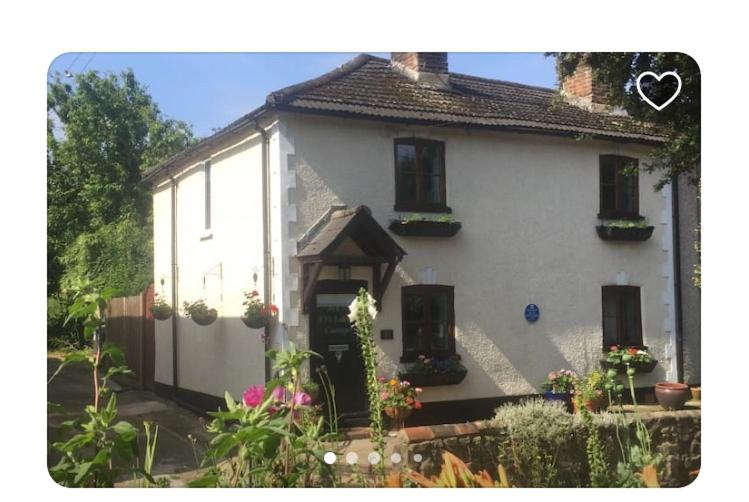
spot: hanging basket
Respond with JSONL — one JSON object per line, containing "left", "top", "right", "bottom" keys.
{"left": 241, "top": 314, "right": 269, "bottom": 329}
{"left": 190, "top": 309, "right": 218, "bottom": 326}
{"left": 151, "top": 304, "right": 173, "bottom": 321}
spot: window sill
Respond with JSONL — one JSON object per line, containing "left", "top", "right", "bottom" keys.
{"left": 200, "top": 231, "right": 214, "bottom": 241}
{"left": 397, "top": 368, "right": 467, "bottom": 387}
{"left": 597, "top": 213, "right": 644, "bottom": 221}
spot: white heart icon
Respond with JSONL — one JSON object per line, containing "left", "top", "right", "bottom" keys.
{"left": 636, "top": 71, "right": 682, "bottom": 111}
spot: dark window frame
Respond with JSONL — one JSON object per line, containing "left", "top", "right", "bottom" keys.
{"left": 394, "top": 138, "right": 450, "bottom": 213}
{"left": 204, "top": 159, "right": 212, "bottom": 230}
{"left": 400, "top": 284, "right": 455, "bottom": 361}
{"left": 598, "top": 155, "right": 640, "bottom": 220}
{"left": 601, "top": 285, "right": 644, "bottom": 349}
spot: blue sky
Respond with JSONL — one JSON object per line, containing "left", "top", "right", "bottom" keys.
{"left": 48, "top": 53, "right": 558, "bottom": 138}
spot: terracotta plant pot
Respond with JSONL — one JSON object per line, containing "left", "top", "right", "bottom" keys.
{"left": 690, "top": 386, "right": 701, "bottom": 401}
{"left": 190, "top": 309, "right": 218, "bottom": 326}
{"left": 384, "top": 406, "right": 412, "bottom": 436}
{"left": 572, "top": 396, "right": 602, "bottom": 414}
{"left": 655, "top": 382, "right": 690, "bottom": 410}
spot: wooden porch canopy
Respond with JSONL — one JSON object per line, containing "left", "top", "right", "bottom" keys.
{"left": 297, "top": 206, "right": 406, "bottom": 313}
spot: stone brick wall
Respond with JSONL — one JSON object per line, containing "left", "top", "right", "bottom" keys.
{"left": 400, "top": 409, "right": 700, "bottom": 487}
{"left": 561, "top": 63, "right": 609, "bottom": 105}
{"left": 391, "top": 52, "right": 448, "bottom": 74}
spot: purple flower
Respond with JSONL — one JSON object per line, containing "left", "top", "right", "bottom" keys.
{"left": 243, "top": 384, "right": 265, "bottom": 408}
{"left": 292, "top": 391, "right": 312, "bottom": 406}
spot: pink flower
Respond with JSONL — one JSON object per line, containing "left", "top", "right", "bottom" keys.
{"left": 380, "top": 392, "right": 389, "bottom": 401}
{"left": 378, "top": 376, "right": 386, "bottom": 382}
{"left": 401, "top": 380, "right": 410, "bottom": 387}
{"left": 548, "top": 371, "right": 557, "bottom": 380}
{"left": 271, "top": 386, "right": 286, "bottom": 402}
{"left": 243, "top": 384, "right": 265, "bottom": 408}
{"left": 292, "top": 391, "right": 312, "bottom": 406}
{"left": 415, "top": 387, "right": 423, "bottom": 394}
{"left": 417, "top": 354, "right": 426, "bottom": 360}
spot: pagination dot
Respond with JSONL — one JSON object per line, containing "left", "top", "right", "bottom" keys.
{"left": 413, "top": 453, "right": 423, "bottom": 463}
{"left": 390, "top": 452, "right": 402, "bottom": 464}
{"left": 323, "top": 451, "right": 337, "bottom": 465}
{"left": 346, "top": 452, "right": 359, "bottom": 465}
{"left": 367, "top": 451, "right": 381, "bottom": 465}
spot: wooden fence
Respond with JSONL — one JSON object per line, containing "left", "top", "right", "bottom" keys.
{"left": 106, "top": 284, "right": 155, "bottom": 389}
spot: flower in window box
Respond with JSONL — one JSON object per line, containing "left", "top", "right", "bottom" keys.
{"left": 182, "top": 299, "right": 218, "bottom": 326}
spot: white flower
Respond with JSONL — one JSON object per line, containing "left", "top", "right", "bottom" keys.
{"left": 347, "top": 297, "right": 358, "bottom": 323}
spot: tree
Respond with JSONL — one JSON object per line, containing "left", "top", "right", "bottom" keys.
{"left": 47, "top": 69, "right": 194, "bottom": 344}
{"left": 550, "top": 53, "right": 700, "bottom": 190}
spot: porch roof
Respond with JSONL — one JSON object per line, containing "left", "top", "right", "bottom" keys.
{"left": 296, "top": 206, "right": 406, "bottom": 312}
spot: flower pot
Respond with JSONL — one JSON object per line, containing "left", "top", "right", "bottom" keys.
{"left": 543, "top": 391, "right": 572, "bottom": 412}
{"left": 655, "top": 382, "right": 690, "bottom": 411}
{"left": 190, "top": 309, "right": 218, "bottom": 326}
{"left": 599, "top": 358, "right": 658, "bottom": 374}
{"left": 388, "top": 220, "right": 462, "bottom": 237}
{"left": 572, "top": 396, "right": 602, "bottom": 414}
{"left": 384, "top": 406, "right": 412, "bottom": 436}
{"left": 690, "top": 386, "right": 701, "bottom": 401}
{"left": 398, "top": 368, "right": 467, "bottom": 387}
{"left": 596, "top": 225, "right": 655, "bottom": 241}
{"left": 241, "top": 315, "right": 268, "bottom": 329}
{"left": 151, "top": 304, "right": 173, "bottom": 321}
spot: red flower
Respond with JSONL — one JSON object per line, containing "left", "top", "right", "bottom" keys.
{"left": 627, "top": 347, "right": 638, "bottom": 356}
{"left": 414, "top": 400, "right": 422, "bottom": 410}
{"left": 610, "top": 345, "right": 619, "bottom": 352}
{"left": 270, "top": 305, "right": 279, "bottom": 314}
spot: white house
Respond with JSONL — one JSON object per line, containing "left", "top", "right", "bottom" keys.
{"left": 143, "top": 53, "right": 695, "bottom": 422}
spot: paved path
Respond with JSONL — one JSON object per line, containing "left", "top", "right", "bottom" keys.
{"left": 47, "top": 357, "right": 211, "bottom": 484}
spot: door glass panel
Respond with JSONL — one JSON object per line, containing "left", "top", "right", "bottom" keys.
{"left": 423, "top": 175, "right": 443, "bottom": 203}
{"left": 421, "top": 144, "right": 443, "bottom": 174}
{"left": 316, "top": 293, "right": 356, "bottom": 337}
{"left": 602, "top": 292, "right": 618, "bottom": 346}
{"left": 396, "top": 143, "right": 417, "bottom": 173}
{"left": 622, "top": 293, "right": 639, "bottom": 345}
{"left": 404, "top": 323, "right": 423, "bottom": 352}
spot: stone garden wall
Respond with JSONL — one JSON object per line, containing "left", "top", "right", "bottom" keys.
{"left": 399, "top": 409, "right": 700, "bottom": 487}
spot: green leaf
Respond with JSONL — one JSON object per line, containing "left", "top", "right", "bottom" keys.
{"left": 224, "top": 391, "right": 237, "bottom": 412}
{"left": 209, "top": 433, "right": 239, "bottom": 460}
{"left": 187, "top": 473, "right": 220, "bottom": 488}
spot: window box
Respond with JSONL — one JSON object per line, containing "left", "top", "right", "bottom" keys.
{"left": 599, "top": 358, "right": 658, "bottom": 374}
{"left": 398, "top": 368, "right": 467, "bottom": 387}
{"left": 596, "top": 225, "right": 654, "bottom": 241}
{"left": 389, "top": 219, "right": 462, "bottom": 237}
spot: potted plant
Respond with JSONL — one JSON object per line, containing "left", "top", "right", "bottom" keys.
{"left": 398, "top": 354, "right": 467, "bottom": 387}
{"left": 600, "top": 345, "right": 658, "bottom": 374}
{"left": 388, "top": 213, "right": 462, "bottom": 237}
{"left": 596, "top": 218, "right": 655, "bottom": 241}
{"left": 241, "top": 290, "right": 279, "bottom": 329}
{"left": 182, "top": 299, "right": 218, "bottom": 326}
{"left": 540, "top": 368, "right": 577, "bottom": 411}
{"left": 301, "top": 381, "right": 320, "bottom": 403}
{"left": 378, "top": 375, "right": 423, "bottom": 436}
{"left": 572, "top": 369, "right": 606, "bottom": 413}
{"left": 150, "top": 294, "right": 173, "bottom": 320}
{"left": 655, "top": 382, "right": 691, "bottom": 410}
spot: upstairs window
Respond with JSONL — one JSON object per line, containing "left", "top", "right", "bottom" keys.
{"left": 599, "top": 155, "right": 639, "bottom": 219}
{"left": 602, "top": 285, "right": 643, "bottom": 348}
{"left": 204, "top": 160, "right": 211, "bottom": 230}
{"left": 394, "top": 139, "right": 449, "bottom": 212}
{"left": 401, "top": 285, "right": 455, "bottom": 360}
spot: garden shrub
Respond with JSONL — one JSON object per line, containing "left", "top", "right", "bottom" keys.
{"left": 491, "top": 398, "right": 575, "bottom": 487}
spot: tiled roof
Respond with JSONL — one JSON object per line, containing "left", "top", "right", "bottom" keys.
{"left": 143, "top": 54, "right": 664, "bottom": 183}
{"left": 268, "top": 54, "right": 665, "bottom": 143}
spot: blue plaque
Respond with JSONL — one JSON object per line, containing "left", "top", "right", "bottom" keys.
{"left": 524, "top": 304, "right": 540, "bottom": 323}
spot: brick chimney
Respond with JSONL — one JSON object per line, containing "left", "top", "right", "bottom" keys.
{"left": 391, "top": 52, "right": 450, "bottom": 89}
{"left": 561, "top": 62, "right": 609, "bottom": 112}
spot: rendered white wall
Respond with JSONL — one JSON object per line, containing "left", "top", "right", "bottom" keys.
{"left": 282, "top": 112, "right": 677, "bottom": 402}
{"left": 152, "top": 133, "right": 268, "bottom": 399}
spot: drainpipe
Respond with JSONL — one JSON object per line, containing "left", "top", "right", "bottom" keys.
{"left": 254, "top": 122, "right": 272, "bottom": 382}
{"left": 170, "top": 174, "right": 180, "bottom": 394}
{"left": 671, "top": 175, "right": 684, "bottom": 383}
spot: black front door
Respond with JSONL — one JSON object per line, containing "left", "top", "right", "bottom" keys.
{"left": 310, "top": 280, "right": 368, "bottom": 418}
